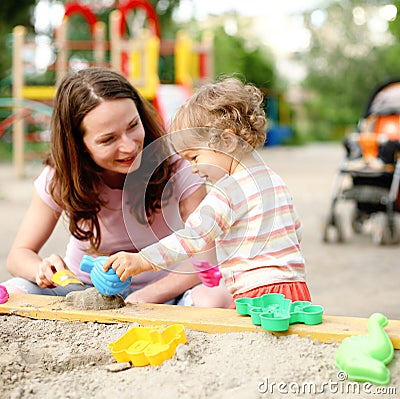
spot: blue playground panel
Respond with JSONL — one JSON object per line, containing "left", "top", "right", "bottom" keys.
{"left": 265, "top": 125, "right": 293, "bottom": 146}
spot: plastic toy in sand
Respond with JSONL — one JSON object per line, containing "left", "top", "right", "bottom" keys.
{"left": 335, "top": 313, "right": 394, "bottom": 386}
{"left": 51, "top": 269, "right": 84, "bottom": 287}
{"left": 0, "top": 285, "right": 9, "bottom": 304}
{"left": 80, "top": 255, "right": 132, "bottom": 296}
{"left": 235, "top": 293, "right": 324, "bottom": 332}
{"left": 109, "top": 324, "right": 186, "bottom": 366}
{"left": 190, "top": 260, "right": 221, "bottom": 287}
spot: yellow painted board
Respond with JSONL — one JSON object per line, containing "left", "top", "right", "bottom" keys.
{"left": 0, "top": 294, "right": 399, "bottom": 349}
{"left": 22, "top": 86, "right": 56, "bottom": 100}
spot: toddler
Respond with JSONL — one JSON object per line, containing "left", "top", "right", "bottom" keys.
{"left": 104, "top": 77, "right": 311, "bottom": 306}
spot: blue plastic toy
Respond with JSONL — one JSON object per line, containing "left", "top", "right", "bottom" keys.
{"left": 80, "top": 255, "right": 132, "bottom": 296}
{"left": 235, "top": 293, "right": 324, "bottom": 332}
{"left": 335, "top": 313, "right": 394, "bottom": 386}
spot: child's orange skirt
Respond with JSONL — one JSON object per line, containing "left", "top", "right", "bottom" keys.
{"left": 229, "top": 282, "right": 311, "bottom": 309}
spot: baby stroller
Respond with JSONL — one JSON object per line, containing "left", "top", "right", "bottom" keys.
{"left": 323, "top": 79, "right": 400, "bottom": 245}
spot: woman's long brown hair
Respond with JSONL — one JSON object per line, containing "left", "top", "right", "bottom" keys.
{"left": 45, "top": 67, "right": 173, "bottom": 251}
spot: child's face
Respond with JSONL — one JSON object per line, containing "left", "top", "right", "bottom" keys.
{"left": 180, "top": 148, "right": 233, "bottom": 183}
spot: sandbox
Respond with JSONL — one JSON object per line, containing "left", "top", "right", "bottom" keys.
{"left": 0, "top": 294, "right": 398, "bottom": 399}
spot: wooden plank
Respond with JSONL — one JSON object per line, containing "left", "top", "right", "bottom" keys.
{"left": 0, "top": 294, "right": 399, "bottom": 349}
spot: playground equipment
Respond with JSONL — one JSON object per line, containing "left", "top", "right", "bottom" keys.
{"left": 0, "top": 97, "right": 53, "bottom": 169}
{"left": 9, "top": 0, "right": 214, "bottom": 177}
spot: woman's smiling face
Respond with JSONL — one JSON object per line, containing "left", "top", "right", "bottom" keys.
{"left": 82, "top": 98, "right": 145, "bottom": 177}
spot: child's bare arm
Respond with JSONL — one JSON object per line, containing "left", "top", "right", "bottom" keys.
{"left": 103, "top": 252, "right": 155, "bottom": 281}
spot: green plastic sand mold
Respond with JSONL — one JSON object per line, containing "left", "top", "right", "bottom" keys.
{"left": 235, "top": 293, "right": 324, "bottom": 332}
{"left": 335, "top": 313, "right": 394, "bottom": 386}
{"left": 108, "top": 324, "right": 186, "bottom": 367}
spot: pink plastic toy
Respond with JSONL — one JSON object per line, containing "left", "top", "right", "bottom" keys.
{"left": 191, "top": 260, "right": 222, "bottom": 287}
{"left": 0, "top": 285, "right": 9, "bottom": 304}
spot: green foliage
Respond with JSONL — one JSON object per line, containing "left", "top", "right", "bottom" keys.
{"left": 0, "top": 0, "right": 35, "bottom": 30}
{"left": 214, "top": 29, "right": 245, "bottom": 75}
{"left": 0, "top": 0, "right": 36, "bottom": 81}
{"left": 0, "top": 141, "right": 12, "bottom": 161}
{"left": 242, "top": 47, "right": 275, "bottom": 89}
{"left": 388, "top": 0, "right": 400, "bottom": 39}
{"left": 301, "top": 1, "right": 400, "bottom": 141}
{"left": 213, "top": 26, "right": 275, "bottom": 89}
{"left": 150, "top": 0, "right": 182, "bottom": 38}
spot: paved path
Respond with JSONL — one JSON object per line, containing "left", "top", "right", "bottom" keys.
{"left": 1, "top": 143, "right": 399, "bottom": 319}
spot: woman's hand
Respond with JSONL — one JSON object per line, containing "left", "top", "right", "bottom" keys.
{"left": 35, "top": 254, "right": 67, "bottom": 288}
{"left": 124, "top": 290, "right": 148, "bottom": 303}
{"left": 103, "top": 252, "right": 154, "bottom": 281}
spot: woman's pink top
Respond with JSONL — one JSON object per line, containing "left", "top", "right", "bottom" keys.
{"left": 34, "top": 158, "right": 204, "bottom": 289}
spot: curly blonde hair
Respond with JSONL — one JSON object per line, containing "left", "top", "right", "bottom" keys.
{"left": 170, "top": 77, "right": 267, "bottom": 152}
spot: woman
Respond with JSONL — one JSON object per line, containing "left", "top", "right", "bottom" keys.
{"left": 4, "top": 67, "right": 232, "bottom": 307}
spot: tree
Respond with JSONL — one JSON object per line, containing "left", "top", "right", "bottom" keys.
{"left": 388, "top": 0, "right": 400, "bottom": 40}
{"left": 213, "top": 25, "right": 276, "bottom": 89}
{"left": 301, "top": 0, "right": 400, "bottom": 140}
{"left": 0, "top": 0, "right": 36, "bottom": 85}
{"left": 149, "top": 0, "right": 181, "bottom": 38}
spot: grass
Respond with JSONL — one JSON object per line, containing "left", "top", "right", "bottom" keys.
{"left": 0, "top": 140, "right": 49, "bottom": 162}
{"left": 0, "top": 141, "right": 12, "bottom": 161}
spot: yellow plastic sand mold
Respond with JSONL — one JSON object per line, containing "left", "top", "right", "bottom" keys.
{"left": 51, "top": 270, "right": 84, "bottom": 287}
{"left": 108, "top": 324, "right": 186, "bottom": 366}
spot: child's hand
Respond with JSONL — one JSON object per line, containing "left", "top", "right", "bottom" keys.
{"left": 80, "top": 255, "right": 130, "bottom": 296}
{"left": 103, "top": 252, "right": 154, "bottom": 281}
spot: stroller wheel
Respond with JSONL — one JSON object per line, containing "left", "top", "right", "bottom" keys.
{"left": 351, "top": 209, "right": 365, "bottom": 234}
{"left": 371, "top": 213, "right": 399, "bottom": 245}
{"left": 387, "top": 222, "right": 399, "bottom": 245}
{"left": 322, "top": 213, "right": 345, "bottom": 243}
{"left": 352, "top": 220, "right": 363, "bottom": 234}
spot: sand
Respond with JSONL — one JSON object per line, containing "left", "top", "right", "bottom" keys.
{"left": 0, "top": 314, "right": 398, "bottom": 399}
{"left": 65, "top": 288, "right": 126, "bottom": 310}
{"left": 1, "top": 143, "right": 399, "bottom": 398}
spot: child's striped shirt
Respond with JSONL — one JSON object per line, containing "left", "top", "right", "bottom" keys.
{"left": 140, "top": 163, "right": 306, "bottom": 295}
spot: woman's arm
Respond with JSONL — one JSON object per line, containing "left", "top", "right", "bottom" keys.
{"left": 6, "top": 191, "right": 65, "bottom": 287}
{"left": 124, "top": 265, "right": 200, "bottom": 303}
{"left": 179, "top": 184, "right": 207, "bottom": 221}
